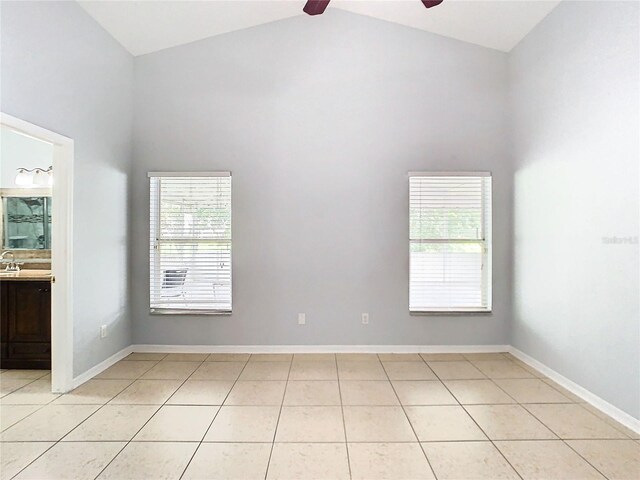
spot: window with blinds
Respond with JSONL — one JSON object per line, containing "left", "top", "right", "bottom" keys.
{"left": 409, "top": 173, "right": 492, "bottom": 312}
{"left": 149, "top": 172, "right": 232, "bottom": 314}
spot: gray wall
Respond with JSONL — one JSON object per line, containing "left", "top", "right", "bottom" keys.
{"left": 1, "top": 1, "right": 134, "bottom": 375}
{"left": 509, "top": 1, "right": 640, "bottom": 418}
{"left": 132, "top": 10, "right": 512, "bottom": 346}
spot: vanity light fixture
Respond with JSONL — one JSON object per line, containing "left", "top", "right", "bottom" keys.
{"left": 14, "top": 166, "right": 53, "bottom": 187}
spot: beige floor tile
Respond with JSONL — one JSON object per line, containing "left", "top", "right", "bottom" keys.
{"left": 190, "top": 361, "right": 245, "bottom": 380}
{"left": 392, "top": 381, "right": 458, "bottom": 406}
{"left": 427, "top": 361, "right": 486, "bottom": 380}
{"left": 97, "top": 441, "right": 197, "bottom": 480}
{"left": 166, "top": 380, "right": 233, "bottom": 405}
{"left": 134, "top": 405, "right": 218, "bottom": 441}
{"left": 204, "top": 406, "right": 280, "bottom": 442}
{"left": 420, "top": 353, "right": 466, "bottom": 361}
{"left": 423, "top": 441, "right": 519, "bottom": 479}
{"left": 239, "top": 362, "right": 291, "bottom": 380}
{"left": 0, "top": 442, "right": 54, "bottom": 479}
{"left": 581, "top": 404, "right": 640, "bottom": 439}
{"left": 63, "top": 405, "right": 158, "bottom": 441}
{"left": 14, "top": 441, "right": 125, "bottom": 480}
{"left": 206, "top": 353, "right": 250, "bottom": 362}
{"left": 541, "top": 378, "right": 584, "bottom": 402}
{"left": 293, "top": 353, "right": 336, "bottom": 362}
{"left": 53, "top": 379, "right": 132, "bottom": 405}
{"left": 493, "top": 378, "right": 572, "bottom": 403}
{"left": 525, "top": 404, "right": 629, "bottom": 439}
{"left": 337, "top": 353, "right": 379, "bottom": 361}
{"left": 444, "top": 380, "right": 515, "bottom": 404}
{"left": 466, "top": 404, "right": 556, "bottom": 440}
{"left": 0, "top": 378, "right": 35, "bottom": 396}
{"left": 463, "top": 352, "right": 510, "bottom": 361}
{"left": 0, "top": 405, "right": 41, "bottom": 431}
{"left": 283, "top": 381, "right": 341, "bottom": 406}
{"left": 267, "top": 443, "right": 350, "bottom": 480}
{"left": 405, "top": 405, "right": 486, "bottom": 441}
{"left": 340, "top": 381, "right": 399, "bottom": 406}
{"left": 1, "top": 379, "right": 60, "bottom": 405}
{"left": 182, "top": 443, "right": 272, "bottom": 480}
{"left": 109, "top": 380, "right": 182, "bottom": 405}
{"left": 509, "top": 359, "right": 547, "bottom": 378}
{"left": 496, "top": 440, "right": 605, "bottom": 479}
{"left": 276, "top": 406, "right": 345, "bottom": 442}
{"left": 472, "top": 360, "right": 536, "bottom": 379}
{"left": 343, "top": 406, "right": 416, "bottom": 442}
{"left": 125, "top": 353, "right": 167, "bottom": 361}
{"left": 1, "top": 404, "right": 99, "bottom": 441}
{"left": 567, "top": 439, "right": 640, "bottom": 480}
{"left": 162, "top": 353, "right": 209, "bottom": 362}
{"left": 378, "top": 353, "right": 423, "bottom": 362}
{"left": 140, "top": 361, "right": 200, "bottom": 380}
{"left": 288, "top": 361, "right": 337, "bottom": 380}
{"left": 249, "top": 354, "right": 293, "bottom": 362}
{"left": 225, "top": 381, "right": 286, "bottom": 405}
{"left": 95, "top": 361, "right": 157, "bottom": 380}
{"left": 349, "top": 443, "right": 435, "bottom": 480}
{"left": 0, "top": 370, "right": 49, "bottom": 380}
{"left": 338, "top": 360, "right": 387, "bottom": 380}
{"left": 383, "top": 362, "right": 437, "bottom": 380}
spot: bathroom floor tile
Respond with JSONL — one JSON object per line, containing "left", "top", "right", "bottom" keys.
{"left": 423, "top": 441, "right": 520, "bottom": 479}
{"left": 463, "top": 352, "right": 510, "bottom": 361}
{"left": 566, "top": 439, "right": 640, "bottom": 480}
{"left": 383, "top": 362, "right": 437, "bottom": 380}
{"left": 63, "top": 405, "right": 158, "bottom": 441}
{"left": 348, "top": 442, "right": 435, "bottom": 480}
{"left": 182, "top": 443, "right": 272, "bottom": 480}
{"left": 284, "top": 380, "right": 341, "bottom": 406}
{"left": 0, "top": 405, "right": 41, "bottom": 432}
{"left": 524, "top": 404, "right": 629, "bottom": 439}
{"left": 166, "top": 380, "right": 233, "bottom": 405}
{"left": 204, "top": 406, "right": 280, "bottom": 442}
{"left": 377, "top": 353, "right": 424, "bottom": 362}
{"left": 293, "top": 353, "right": 336, "bottom": 362}
{"left": 465, "top": 404, "right": 557, "bottom": 440}
{"left": 493, "top": 378, "right": 573, "bottom": 403}
{"left": 288, "top": 361, "right": 337, "bottom": 380}
{"left": 0, "top": 378, "right": 35, "bottom": 396}
{"left": 266, "top": 443, "right": 350, "bottom": 480}
{"left": 97, "top": 441, "right": 198, "bottom": 480}
{"left": 134, "top": 405, "right": 218, "bottom": 441}
{"left": 420, "top": 353, "right": 466, "bottom": 361}
{"left": 140, "top": 361, "right": 200, "bottom": 380}
{"left": 405, "top": 405, "right": 487, "bottom": 442}
{"left": 225, "top": 380, "right": 286, "bottom": 405}
{"left": 427, "top": 361, "right": 486, "bottom": 380}
{"left": 1, "top": 404, "right": 100, "bottom": 441}
{"left": 53, "top": 379, "right": 133, "bottom": 404}
{"left": 190, "top": 362, "right": 246, "bottom": 380}
{"left": 340, "top": 381, "right": 399, "bottom": 405}
{"left": 1, "top": 379, "right": 60, "bottom": 405}
{"left": 14, "top": 441, "right": 125, "bottom": 480}
{"left": 337, "top": 360, "right": 387, "bottom": 380}
{"left": 0, "top": 370, "right": 49, "bottom": 380}
{"left": 109, "top": 380, "right": 182, "bottom": 405}
{"left": 95, "top": 361, "right": 157, "bottom": 380}
{"left": 336, "top": 353, "right": 379, "bottom": 362}
{"left": 343, "top": 406, "right": 416, "bottom": 442}
{"left": 239, "top": 362, "right": 291, "bottom": 380}
{"left": 206, "top": 353, "right": 250, "bottom": 362}
{"left": 249, "top": 354, "right": 293, "bottom": 362}
{"left": 125, "top": 353, "right": 167, "bottom": 361}
{"left": 392, "top": 381, "right": 458, "bottom": 405}
{"left": 275, "top": 406, "right": 345, "bottom": 442}
{"left": 444, "top": 380, "right": 515, "bottom": 404}
{"left": 0, "top": 442, "right": 54, "bottom": 479}
{"left": 161, "top": 353, "right": 209, "bottom": 362}
{"left": 496, "top": 440, "right": 605, "bottom": 479}
{"left": 471, "top": 360, "right": 536, "bottom": 379}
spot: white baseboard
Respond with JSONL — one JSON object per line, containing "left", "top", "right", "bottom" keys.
{"left": 71, "top": 345, "right": 134, "bottom": 389}
{"left": 130, "top": 344, "right": 510, "bottom": 354}
{"left": 509, "top": 346, "right": 640, "bottom": 435}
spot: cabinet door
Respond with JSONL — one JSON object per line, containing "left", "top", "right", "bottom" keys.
{"left": 6, "top": 282, "right": 51, "bottom": 343}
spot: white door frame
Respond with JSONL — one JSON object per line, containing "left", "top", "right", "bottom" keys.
{"left": 1, "top": 113, "right": 74, "bottom": 393}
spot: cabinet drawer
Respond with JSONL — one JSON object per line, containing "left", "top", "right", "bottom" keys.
{"left": 8, "top": 342, "right": 51, "bottom": 360}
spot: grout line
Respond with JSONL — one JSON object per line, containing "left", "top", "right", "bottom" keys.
{"left": 335, "top": 354, "right": 352, "bottom": 480}
{"left": 263, "top": 355, "right": 293, "bottom": 480}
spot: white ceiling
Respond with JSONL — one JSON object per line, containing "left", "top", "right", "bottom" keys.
{"left": 78, "top": 0, "right": 561, "bottom": 57}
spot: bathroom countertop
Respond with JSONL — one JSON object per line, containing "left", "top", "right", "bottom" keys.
{"left": 0, "top": 269, "right": 52, "bottom": 282}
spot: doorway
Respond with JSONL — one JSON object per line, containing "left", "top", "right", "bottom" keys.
{"left": 0, "top": 113, "right": 74, "bottom": 393}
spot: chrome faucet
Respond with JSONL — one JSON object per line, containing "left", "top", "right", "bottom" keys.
{"left": 1, "top": 251, "right": 21, "bottom": 272}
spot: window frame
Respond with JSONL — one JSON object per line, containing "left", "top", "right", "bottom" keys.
{"left": 148, "top": 171, "right": 232, "bottom": 315}
{"left": 408, "top": 171, "right": 492, "bottom": 314}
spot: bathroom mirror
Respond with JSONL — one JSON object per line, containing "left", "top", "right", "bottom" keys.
{"left": 1, "top": 195, "right": 52, "bottom": 250}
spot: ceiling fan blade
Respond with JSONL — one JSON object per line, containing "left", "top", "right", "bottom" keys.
{"left": 421, "top": 0, "right": 444, "bottom": 8}
{"left": 303, "top": 0, "right": 330, "bottom": 16}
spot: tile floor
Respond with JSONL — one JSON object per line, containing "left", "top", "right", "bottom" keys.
{"left": 0, "top": 352, "right": 638, "bottom": 479}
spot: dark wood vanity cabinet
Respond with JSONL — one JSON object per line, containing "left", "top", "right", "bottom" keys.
{"left": 1, "top": 281, "right": 51, "bottom": 369}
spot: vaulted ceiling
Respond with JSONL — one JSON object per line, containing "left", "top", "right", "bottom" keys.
{"left": 78, "top": 0, "right": 561, "bottom": 57}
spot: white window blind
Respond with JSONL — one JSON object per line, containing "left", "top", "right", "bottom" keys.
{"left": 409, "top": 173, "right": 492, "bottom": 312}
{"left": 149, "top": 172, "right": 232, "bottom": 314}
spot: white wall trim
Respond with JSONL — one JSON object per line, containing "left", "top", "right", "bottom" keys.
{"left": 71, "top": 345, "right": 134, "bottom": 389}
{"left": 509, "top": 346, "right": 640, "bottom": 434}
{"left": 130, "top": 344, "right": 510, "bottom": 354}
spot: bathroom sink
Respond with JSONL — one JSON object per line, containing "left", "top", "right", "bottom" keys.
{"left": 0, "top": 270, "right": 52, "bottom": 281}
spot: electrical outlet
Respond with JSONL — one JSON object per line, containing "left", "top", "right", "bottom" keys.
{"left": 298, "top": 313, "right": 306, "bottom": 325}
{"left": 362, "top": 313, "right": 369, "bottom": 325}
{"left": 100, "top": 325, "right": 108, "bottom": 338}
